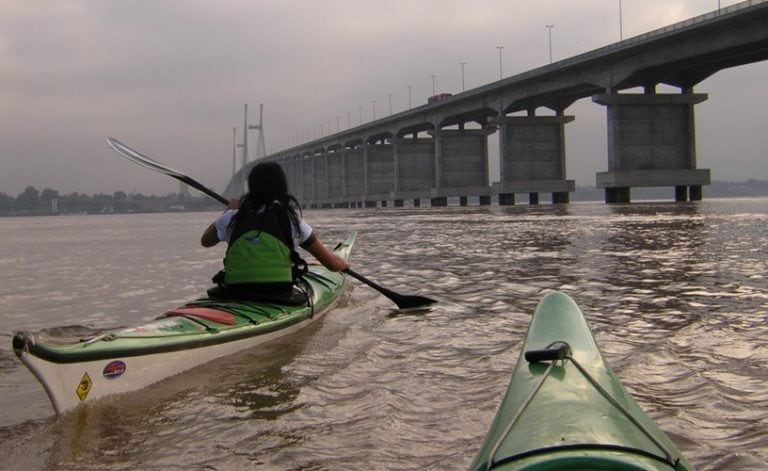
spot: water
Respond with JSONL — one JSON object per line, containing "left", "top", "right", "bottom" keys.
{"left": 0, "top": 199, "right": 766, "bottom": 470}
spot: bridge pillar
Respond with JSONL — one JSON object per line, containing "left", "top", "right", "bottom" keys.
{"left": 499, "top": 193, "right": 515, "bottom": 206}
{"left": 496, "top": 115, "right": 575, "bottom": 204}
{"left": 366, "top": 143, "right": 395, "bottom": 202}
{"left": 327, "top": 151, "right": 345, "bottom": 202}
{"left": 593, "top": 92, "right": 711, "bottom": 203}
{"left": 396, "top": 136, "right": 434, "bottom": 193}
{"left": 313, "top": 153, "right": 329, "bottom": 205}
{"left": 301, "top": 156, "right": 315, "bottom": 206}
{"left": 429, "top": 128, "right": 493, "bottom": 204}
{"left": 343, "top": 147, "right": 365, "bottom": 205}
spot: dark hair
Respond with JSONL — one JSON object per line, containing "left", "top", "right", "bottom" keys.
{"left": 230, "top": 162, "right": 302, "bottom": 233}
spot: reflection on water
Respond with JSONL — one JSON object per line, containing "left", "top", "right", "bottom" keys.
{"left": 0, "top": 200, "right": 767, "bottom": 470}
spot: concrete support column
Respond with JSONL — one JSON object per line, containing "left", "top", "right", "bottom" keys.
{"left": 363, "top": 147, "right": 369, "bottom": 196}
{"left": 499, "top": 193, "right": 515, "bottom": 205}
{"left": 495, "top": 114, "right": 575, "bottom": 204}
{"left": 327, "top": 152, "right": 344, "bottom": 201}
{"left": 593, "top": 91, "right": 711, "bottom": 203}
{"left": 367, "top": 143, "right": 394, "bottom": 195}
{"left": 343, "top": 148, "right": 365, "bottom": 202}
{"left": 690, "top": 185, "right": 703, "bottom": 201}
{"left": 433, "top": 129, "right": 443, "bottom": 189}
{"left": 393, "top": 137, "right": 401, "bottom": 193}
{"left": 301, "top": 156, "right": 315, "bottom": 205}
{"left": 605, "top": 187, "right": 630, "bottom": 204}
{"left": 395, "top": 137, "right": 434, "bottom": 194}
{"left": 313, "top": 153, "right": 328, "bottom": 205}
{"left": 428, "top": 128, "right": 493, "bottom": 205}
{"left": 675, "top": 185, "right": 688, "bottom": 202}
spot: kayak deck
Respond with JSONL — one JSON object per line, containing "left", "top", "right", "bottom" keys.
{"left": 12, "top": 232, "right": 355, "bottom": 415}
{"left": 470, "top": 291, "right": 692, "bottom": 471}
{"left": 15, "top": 269, "right": 343, "bottom": 363}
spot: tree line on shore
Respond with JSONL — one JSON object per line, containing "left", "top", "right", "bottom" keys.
{"left": 2, "top": 179, "right": 767, "bottom": 216}
{"left": 0, "top": 186, "right": 221, "bottom": 216}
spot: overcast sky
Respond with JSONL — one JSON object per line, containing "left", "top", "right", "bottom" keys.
{"left": 1, "top": 0, "right": 766, "bottom": 197}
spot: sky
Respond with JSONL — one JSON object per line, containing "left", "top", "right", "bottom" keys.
{"left": 1, "top": 0, "right": 766, "bottom": 197}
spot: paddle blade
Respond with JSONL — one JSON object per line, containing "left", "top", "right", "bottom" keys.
{"left": 344, "top": 269, "right": 437, "bottom": 309}
{"left": 106, "top": 137, "right": 187, "bottom": 179}
{"left": 106, "top": 137, "right": 229, "bottom": 205}
{"left": 392, "top": 294, "right": 438, "bottom": 310}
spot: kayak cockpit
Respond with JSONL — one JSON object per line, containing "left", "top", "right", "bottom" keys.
{"left": 487, "top": 446, "right": 686, "bottom": 470}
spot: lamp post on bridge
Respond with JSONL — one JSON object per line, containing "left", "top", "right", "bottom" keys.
{"left": 619, "top": 0, "right": 623, "bottom": 40}
{"left": 408, "top": 85, "right": 412, "bottom": 109}
{"left": 497, "top": 46, "right": 504, "bottom": 79}
{"left": 459, "top": 62, "right": 466, "bottom": 91}
{"left": 232, "top": 126, "right": 238, "bottom": 180}
{"left": 372, "top": 100, "right": 376, "bottom": 121}
{"left": 546, "top": 25, "right": 554, "bottom": 63}
{"left": 388, "top": 93, "right": 392, "bottom": 116}
{"left": 431, "top": 74, "right": 436, "bottom": 94}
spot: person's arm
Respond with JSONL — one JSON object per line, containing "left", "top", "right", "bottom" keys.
{"left": 304, "top": 238, "right": 350, "bottom": 272}
{"left": 201, "top": 199, "right": 240, "bottom": 248}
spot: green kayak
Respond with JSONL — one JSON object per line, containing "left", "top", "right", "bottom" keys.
{"left": 469, "top": 291, "right": 692, "bottom": 470}
{"left": 13, "top": 232, "right": 355, "bottom": 416}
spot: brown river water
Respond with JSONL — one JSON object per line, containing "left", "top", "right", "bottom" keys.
{"left": 0, "top": 198, "right": 766, "bottom": 470}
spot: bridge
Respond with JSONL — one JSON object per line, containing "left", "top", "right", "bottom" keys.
{"left": 226, "top": 0, "right": 768, "bottom": 206}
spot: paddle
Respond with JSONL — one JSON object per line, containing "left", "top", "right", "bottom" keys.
{"left": 106, "top": 137, "right": 437, "bottom": 309}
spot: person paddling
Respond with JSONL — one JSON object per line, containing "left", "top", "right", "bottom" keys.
{"left": 201, "top": 162, "right": 349, "bottom": 302}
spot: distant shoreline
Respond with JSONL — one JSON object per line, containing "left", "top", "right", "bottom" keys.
{"left": 1, "top": 180, "right": 766, "bottom": 217}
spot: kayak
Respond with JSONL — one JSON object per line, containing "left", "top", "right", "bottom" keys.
{"left": 12, "top": 232, "right": 356, "bottom": 416}
{"left": 469, "top": 291, "right": 693, "bottom": 471}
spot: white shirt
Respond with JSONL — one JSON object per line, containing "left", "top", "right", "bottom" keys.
{"left": 214, "top": 209, "right": 313, "bottom": 247}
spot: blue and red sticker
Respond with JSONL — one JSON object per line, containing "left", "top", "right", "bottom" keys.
{"left": 102, "top": 360, "right": 126, "bottom": 379}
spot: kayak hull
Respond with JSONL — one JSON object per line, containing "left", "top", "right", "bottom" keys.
{"left": 469, "top": 291, "right": 692, "bottom": 471}
{"left": 13, "top": 233, "right": 355, "bottom": 416}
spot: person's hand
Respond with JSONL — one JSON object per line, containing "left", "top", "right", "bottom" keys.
{"left": 227, "top": 198, "right": 240, "bottom": 210}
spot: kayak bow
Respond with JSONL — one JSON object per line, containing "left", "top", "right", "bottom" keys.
{"left": 12, "top": 232, "right": 356, "bottom": 416}
{"left": 470, "top": 291, "right": 692, "bottom": 471}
